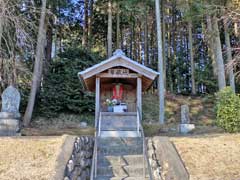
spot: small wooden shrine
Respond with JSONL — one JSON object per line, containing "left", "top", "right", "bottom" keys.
{"left": 78, "top": 49, "right": 159, "bottom": 127}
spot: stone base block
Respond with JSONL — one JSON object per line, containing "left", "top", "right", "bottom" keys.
{"left": 0, "top": 119, "right": 20, "bottom": 136}
{"left": 0, "top": 112, "right": 21, "bottom": 119}
{"left": 179, "top": 124, "right": 195, "bottom": 134}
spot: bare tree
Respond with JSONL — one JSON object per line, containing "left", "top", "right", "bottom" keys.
{"left": 0, "top": 0, "right": 36, "bottom": 93}
{"left": 23, "top": 0, "right": 47, "bottom": 126}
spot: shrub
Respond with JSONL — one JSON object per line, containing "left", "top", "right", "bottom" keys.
{"left": 37, "top": 47, "right": 102, "bottom": 117}
{"left": 216, "top": 87, "right": 240, "bottom": 132}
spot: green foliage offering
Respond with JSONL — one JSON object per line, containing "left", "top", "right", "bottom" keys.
{"left": 38, "top": 47, "right": 102, "bottom": 117}
{"left": 216, "top": 87, "right": 240, "bottom": 133}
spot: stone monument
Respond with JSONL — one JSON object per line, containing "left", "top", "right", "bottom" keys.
{"left": 0, "top": 86, "right": 21, "bottom": 136}
{"left": 179, "top": 105, "right": 195, "bottom": 134}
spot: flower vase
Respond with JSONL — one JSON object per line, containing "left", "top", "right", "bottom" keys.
{"left": 107, "top": 106, "right": 113, "bottom": 112}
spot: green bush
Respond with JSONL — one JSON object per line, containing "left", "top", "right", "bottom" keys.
{"left": 216, "top": 87, "right": 240, "bottom": 132}
{"left": 37, "top": 47, "right": 102, "bottom": 117}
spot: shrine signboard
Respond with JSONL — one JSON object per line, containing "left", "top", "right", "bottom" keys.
{"left": 108, "top": 69, "right": 129, "bottom": 76}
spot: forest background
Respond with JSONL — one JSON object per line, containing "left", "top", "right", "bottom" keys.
{"left": 0, "top": 0, "right": 239, "bottom": 130}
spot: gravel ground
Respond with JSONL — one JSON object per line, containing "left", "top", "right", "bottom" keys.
{"left": 0, "top": 136, "right": 66, "bottom": 180}
{"left": 171, "top": 134, "right": 240, "bottom": 180}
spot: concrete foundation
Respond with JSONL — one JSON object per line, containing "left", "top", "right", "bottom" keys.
{"left": 0, "top": 118, "right": 20, "bottom": 136}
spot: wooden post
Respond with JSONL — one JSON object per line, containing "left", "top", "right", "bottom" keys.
{"left": 95, "top": 76, "right": 100, "bottom": 127}
{"left": 137, "top": 76, "right": 142, "bottom": 117}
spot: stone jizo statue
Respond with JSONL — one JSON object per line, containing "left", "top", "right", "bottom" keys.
{"left": 0, "top": 86, "right": 21, "bottom": 136}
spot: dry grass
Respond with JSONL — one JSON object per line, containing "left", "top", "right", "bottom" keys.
{"left": 0, "top": 136, "right": 66, "bottom": 180}
{"left": 143, "top": 93, "right": 215, "bottom": 125}
{"left": 171, "top": 134, "right": 240, "bottom": 180}
{"left": 31, "top": 113, "right": 94, "bottom": 129}
{"left": 21, "top": 113, "right": 95, "bottom": 136}
{"left": 21, "top": 127, "right": 95, "bottom": 136}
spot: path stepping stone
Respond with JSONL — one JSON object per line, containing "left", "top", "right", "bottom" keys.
{"left": 92, "top": 113, "right": 151, "bottom": 180}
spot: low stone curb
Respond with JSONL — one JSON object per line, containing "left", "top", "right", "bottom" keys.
{"left": 54, "top": 135, "right": 76, "bottom": 180}
{"left": 148, "top": 136, "right": 189, "bottom": 180}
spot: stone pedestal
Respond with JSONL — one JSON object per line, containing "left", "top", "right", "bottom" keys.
{"left": 179, "top": 124, "right": 195, "bottom": 134}
{"left": 0, "top": 112, "right": 21, "bottom": 119}
{"left": 0, "top": 118, "right": 20, "bottom": 136}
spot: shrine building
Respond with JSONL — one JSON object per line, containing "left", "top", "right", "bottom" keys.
{"left": 78, "top": 49, "right": 159, "bottom": 128}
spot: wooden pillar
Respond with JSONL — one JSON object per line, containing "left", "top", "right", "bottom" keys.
{"left": 137, "top": 76, "right": 142, "bottom": 116}
{"left": 95, "top": 76, "right": 100, "bottom": 127}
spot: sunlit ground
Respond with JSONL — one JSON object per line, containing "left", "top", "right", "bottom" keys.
{"left": 171, "top": 134, "right": 240, "bottom": 180}
{"left": 0, "top": 136, "right": 66, "bottom": 180}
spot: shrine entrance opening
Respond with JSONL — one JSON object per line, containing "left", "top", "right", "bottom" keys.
{"left": 98, "top": 67, "right": 140, "bottom": 113}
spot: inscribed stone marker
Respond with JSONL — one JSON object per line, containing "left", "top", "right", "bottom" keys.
{"left": 1, "top": 86, "right": 21, "bottom": 113}
{"left": 181, "top": 105, "right": 190, "bottom": 124}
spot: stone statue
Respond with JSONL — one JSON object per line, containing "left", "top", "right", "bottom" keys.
{"left": 181, "top": 105, "right": 190, "bottom": 124}
{"left": 1, "top": 86, "right": 21, "bottom": 114}
{"left": 0, "top": 86, "right": 21, "bottom": 136}
{"left": 179, "top": 104, "right": 195, "bottom": 134}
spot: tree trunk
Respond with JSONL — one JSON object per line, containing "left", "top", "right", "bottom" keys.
{"left": 0, "top": 15, "right": 3, "bottom": 49}
{"left": 172, "top": 2, "right": 177, "bottom": 93}
{"left": 224, "top": 18, "right": 235, "bottom": 92}
{"left": 138, "top": 23, "right": 142, "bottom": 63}
{"left": 206, "top": 15, "right": 217, "bottom": 77}
{"left": 133, "top": 20, "right": 137, "bottom": 60}
{"left": 0, "top": 3, "right": 4, "bottom": 92}
{"left": 107, "top": 0, "right": 112, "bottom": 58}
{"left": 0, "top": 0, "right": 5, "bottom": 57}
{"left": 46, "top": 25, "right": 52, "bottom": 62}
{"left": 120, "top": 25, "right": 123, "bottom": 49}
{"left": 149, "top": 10, "right": 155, "bottom": 66}
{"left": 212, "top": 15, "right": 226, "bottom": 90}
{"left": 116, "top": 2, "right": 120, "bottom": 49}
{"left": 161, "top": 0, "right": 166, "bottom": 90}
{"left": 82, "top": 0, "right": 88, "bottom": 47}
{"left": 87, "top": 0, "right": 93, "bottom": 49}
{"left": 172, "top": 29, "right": 177, "bottom": 92}
{"left": 130, "top": 17, "right": 134, "bottom": 59}
{"left": 155, "top": 0, "right": 165, "bottom": 124}
{"left": 188, "top": 19, "right": 196, "bottom": 95}
{"left": 166, "top": 1, "right": 173, "bottom": 92}
{"left": 23, "top": 0, "right": 47, "bottom": 126}
{"left": 45, "top": 17, "right": 53, "bottom": 75}
{"left": 144, "top": 4, "right": 149, "bottom": 65}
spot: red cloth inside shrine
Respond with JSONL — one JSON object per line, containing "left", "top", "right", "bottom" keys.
{"left": 112, "top": 84, "right": 123, "bottom": 100}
